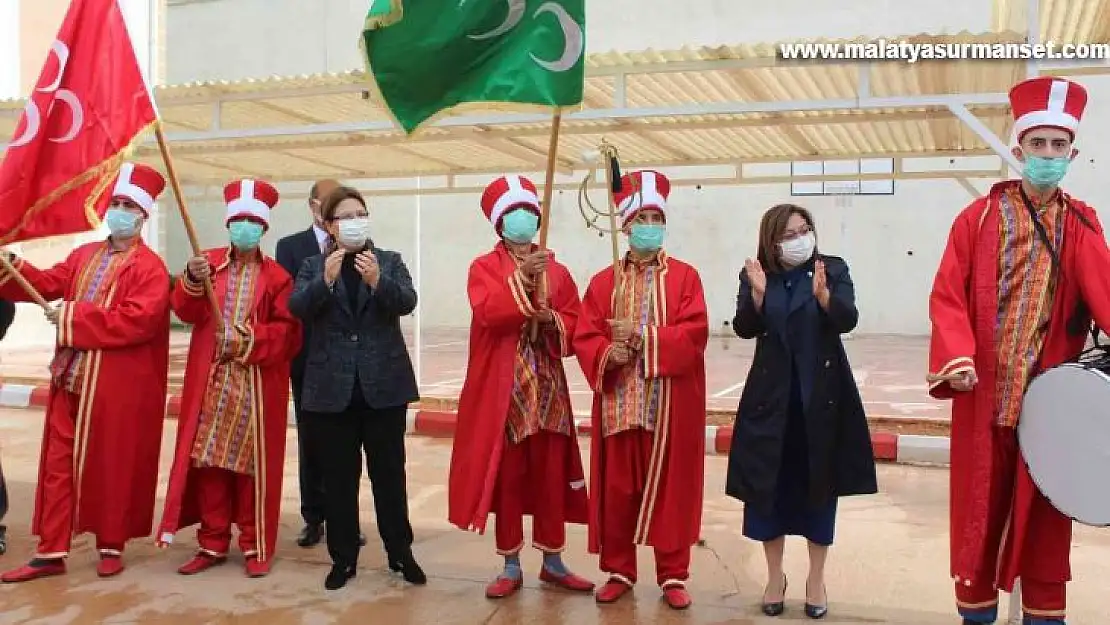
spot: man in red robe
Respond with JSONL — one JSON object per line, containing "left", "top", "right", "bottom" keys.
{"left": 928, "top": 76, "right": 1110, "bottom": 625}
{"left": 156, "top": 178, "right": 301, "bottom": 578}
{"left": 573, "top": 170, "right": 709, "bottom": 610}
{"left": 448, "top": 175, "right": 594, "bottom": 598}
{"left": 0, "top": 163, "right": 172, "bottom": 582}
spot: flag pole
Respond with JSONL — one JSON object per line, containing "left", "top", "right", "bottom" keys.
{"left": 530, "top": 107, "right": 563, "bottom": 341}
{"left": 0, "top": 255, "right": 50, "bottom": 310}
{"left": 153, "top": 122, "right": 224, "bottom": 332}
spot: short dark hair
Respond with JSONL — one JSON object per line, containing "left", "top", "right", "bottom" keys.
{"left": 757, "top": 203, "right": 817, "bottom": 274}
{"left": 319, "top": 185, "right": 366, "bottom": 222}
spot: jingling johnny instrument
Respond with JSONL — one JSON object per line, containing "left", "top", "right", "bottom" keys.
{"left": 577, "top": 139, "right": 641, "bottom": 318}
{"left": 1018, "top": 327, "right": 1110, "bottom": 527}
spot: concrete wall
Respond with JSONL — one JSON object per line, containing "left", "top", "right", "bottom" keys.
{"left": 164, "top": 0, "right": 992, "bottom": 83}
{"left": 156, "top": 0, "right": 1110, "bottom": 338}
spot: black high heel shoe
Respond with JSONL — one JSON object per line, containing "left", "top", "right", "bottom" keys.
{"left": 804, "top": 581, "right": 828, "bottom": 619}
{"left": 761, "top": 575, "right": 787, "bottom": 617}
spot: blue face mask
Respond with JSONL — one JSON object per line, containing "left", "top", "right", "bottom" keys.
{"left": 104, "top": 208, "right": 140, "bottom": 238}
{"left": 1023, "top": 155, "right": 1071, "bottom": 189}
{"left": 229, "top": 220, "right": 264, "bottom": 251}
{"left": 501, "top": 208, "right": 539, "bottom": 244}
{"left": 629, "top": 223, "right": 666, "bottom": 252}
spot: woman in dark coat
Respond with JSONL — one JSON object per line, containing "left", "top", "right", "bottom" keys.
{"left": 288, "top": 186, "right": 426, "bottom": 590}
{"left": 725, "top": 204, "right": 877, "bottom": 620}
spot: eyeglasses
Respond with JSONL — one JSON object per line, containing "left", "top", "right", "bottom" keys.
{"left": 332, "top": 212, "right": 369, "bottom": 221}
{"left": 780, "top": 225, "right": 812, "bottom": 242}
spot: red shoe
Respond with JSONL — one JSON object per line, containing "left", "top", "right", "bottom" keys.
{"left": 485, "top": 575, "right": 523, "bottom": 598}
{"left": 1, "top": 560, "right": 66, "bottom": 583}
{"left": 662, "top": 584, "right": 692, "bottom": 610}
{"left": 539, "top": 567, "right": 595, "bottom": 592}
{"left": 177, "top": 553, "right": 227, "bottom": 575}
{"left": 594, "top": 578, "right": 632, "bottom": 603}
{"left": 96, "top": 555, "right": 125, "bottom": 578}
{"left": 244, "top": 557, "right": 270, "bottom": 578}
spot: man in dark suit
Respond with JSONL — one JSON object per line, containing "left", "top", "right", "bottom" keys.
{"left": 276, "top": 179, "right": 365, "bottom": 548}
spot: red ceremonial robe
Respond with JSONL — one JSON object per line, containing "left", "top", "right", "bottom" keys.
{"left": 929, "top": 180, "right": 1110, "bottom": 591}
{"left": 157, "top": 247, "right": 301, "bottom": 563}
{"left": 448, "top": 243, "right": 588, "bottom": 533}
{"left": 0, "top": 241, "right": 170, "bottom": 549}
{"left": 574, "top": 251, "right": 708, "bottom": 554}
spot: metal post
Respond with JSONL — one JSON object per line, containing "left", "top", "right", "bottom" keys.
{"left": 1026, "top": 0, "right": 1041, "bottom": 78}
{"left": 414, "top": 176, "right": 422, "bottom": 388}
{"left": 946, "top": 103, "right": 1022, "bottom": 174}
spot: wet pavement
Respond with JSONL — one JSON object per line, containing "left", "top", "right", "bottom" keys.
{"left": 0, "top": 328, "right": 948, "bottom": 429}
{"left": 0, "top": 408, "right": 1108, "bottom": 624}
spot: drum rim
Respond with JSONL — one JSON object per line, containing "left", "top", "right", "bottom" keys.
{"left": 1019, "top": 363, "right": 1110, "bottom": 527}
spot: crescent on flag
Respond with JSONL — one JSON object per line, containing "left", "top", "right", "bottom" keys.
{"left": 529, "top": 2, "right": 584, "bottom": 73}
{"left": 468, "top": 0, "right": 526, "bottom": 40}
{"left": 48, "top": 91, "right": 84, "bottom": 144}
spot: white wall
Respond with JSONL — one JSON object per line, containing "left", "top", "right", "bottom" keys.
{"left": 158, "top": 0, "right": 1110, "bottom": 337}
{"left": 164, "top": 0, "right": 992, "bottom": 83}
{"left": 0, "top": 0, "right": 18, "bottom": 99}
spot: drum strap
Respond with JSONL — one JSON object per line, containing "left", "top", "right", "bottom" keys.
{"left": 1017, "top": 186, "right": 1102, "bottom": 345}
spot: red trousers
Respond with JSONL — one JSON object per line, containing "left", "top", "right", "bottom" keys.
{"left": 955, "top": 428, "right": 1069, "bottom": 621}
{"left": 492, "top": 432, "right": 565, "bottom": 554}
{"left": 36, "top": 390, "right": 124, "bottom": 558}
{"left": 193, "top": 467, "right": 257, "bottom": 557}
{"left": 599, "top": 429, "right": 690, "bottom": 587}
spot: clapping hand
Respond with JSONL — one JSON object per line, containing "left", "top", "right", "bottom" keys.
{"left": 323, "top": 250, "right": 344, "bottom": 287}
{"left": 813, "top": 259, "right": 830, "bottom": 309}
{"left": 744, "top": 258, "right": 766, "bottom": 296}
{"left": 355, "top": 250, "right": 380, "bottom": 287}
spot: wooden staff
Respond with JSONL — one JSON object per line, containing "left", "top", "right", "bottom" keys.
{"left": 0, "top": 253, "right": 50, "bottom": 311}
{"left": 154, "top": 123, "right": 224, "bottom": 332}
{"left": 530, "top": 108, "right": 563, "bottom": 341}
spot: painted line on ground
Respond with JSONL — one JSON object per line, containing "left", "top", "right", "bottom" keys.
{"left": 0, "top": 383, "right": 953, "bottom": 466}
{"left": 711, "top": 381, "right": 745, "bottom": 398}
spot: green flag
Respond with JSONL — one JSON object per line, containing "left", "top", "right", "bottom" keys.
{"left": 360, "top": 0, "right": 586, "bottom": 134}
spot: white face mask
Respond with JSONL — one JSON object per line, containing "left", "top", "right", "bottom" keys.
{"left": 337, "top": 217, "right": 370, "bottom": 248}
{"left": 779, "top": 232, "right": 815, "bottom": 266}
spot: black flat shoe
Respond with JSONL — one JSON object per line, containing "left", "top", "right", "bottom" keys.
{"left": 804, "top": 581, "right": 828, "bottom": 619}
{"left": 324, "top": 564, "right": 356, "bottom": 590}
{"left": 761, "top": 575, "right": 787, "bottom": 617}
{"left": 297, "top": 523, "right": 324, "bottom": 548}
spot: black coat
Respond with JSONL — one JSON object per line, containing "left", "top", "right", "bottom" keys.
{"left": 275, "top": 227, "right": 322, "bottom": 385}
{"left": 287, "top": 241, "right": 420, "bottom": 413}
{"left": 724, "top": 254, "right": 877, "bottom": 514}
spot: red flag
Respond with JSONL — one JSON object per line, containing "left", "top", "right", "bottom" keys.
{"left": 0, "top": 0, "right": 157, "bottom": 245}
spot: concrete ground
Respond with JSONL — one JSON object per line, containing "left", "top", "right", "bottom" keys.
{"left": 0, "top": 408, "right": 1108, "bottom": 624}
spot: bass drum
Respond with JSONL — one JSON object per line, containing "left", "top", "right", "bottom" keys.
{"left": 1019, "top": 362, "right": 1110, "bottom": 527}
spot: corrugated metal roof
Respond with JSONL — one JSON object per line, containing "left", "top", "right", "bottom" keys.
{"left": 996, "top": 0, "right": 1110, "bottom": 44}
{"left": 0, "top": 31, "right": 1083, "bottom": 183}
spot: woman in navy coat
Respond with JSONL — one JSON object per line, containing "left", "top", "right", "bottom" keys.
{"left": 725, "top": 204, "right": 877, "bottom": 620}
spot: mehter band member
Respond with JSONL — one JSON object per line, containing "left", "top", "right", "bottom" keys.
{"left": 0, "top": 163, "right": 172, "bottom": 582}
{"left": 573, "top": 170, "right": 709, "bottom": 610}
{"left": 157, "top": 178, "right": 301, "bottom": 578}
{"left": 448, "top": 175, "right": 593, "bottom": 599}
{"left": 929, "top": 76, "right": 1110, "bottom": 625}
